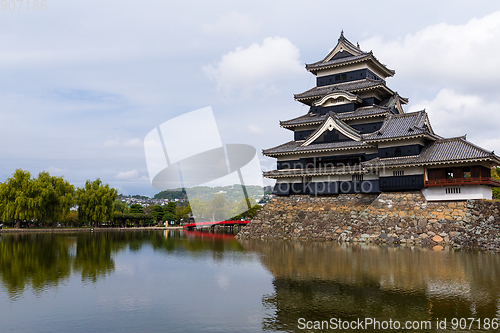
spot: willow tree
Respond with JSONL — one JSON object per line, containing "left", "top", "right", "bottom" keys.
{"left": 34, "top": 171, "right": 75, "bottom": 227}
{"left": 0, "top": 170, "right": 75, "bottom": 228}
{"left": 76, "top": 179, "right": 117, "bottom": 227}
{"left": 0, "top": 169, "right": 38, "bottom": 228}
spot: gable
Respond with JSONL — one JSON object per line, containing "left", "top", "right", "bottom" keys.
{"left": 302, "top": 115, "right": 361, "bottom": 147}
{"left": 311, "top": 128, "right": 352, "bottom": 144}
{"left": 331, "top": 49, "right": 355, "bottom": 60}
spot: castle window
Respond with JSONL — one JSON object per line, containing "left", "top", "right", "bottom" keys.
{"left": 341, "top": 74, "right": 347, "bottom": 80}
{"left": 352, "top": 174, "right": 363, "bottom": 181}
{"left": 445, "top": 187, "right": 461, "bottom": 194}
{"left": 446, "top": 169, "right": 453, "bottom": 179}
{"left": 394, "top": 147, "right": 402, "bottom": 157}
{"left": 393, "top": 170, "right": 404, "bottom": 176}
{"left": 335, "top": 75, "right": 340, "bottom": 81}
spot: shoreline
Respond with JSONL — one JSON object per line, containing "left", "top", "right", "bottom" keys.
{"left": 0, "top": 226, "right": 183, "bottom": 233}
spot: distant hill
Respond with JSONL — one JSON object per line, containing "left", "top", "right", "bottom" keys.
{"left": 154, "top": 185, "right": 267, "bottom": 202}
{"left": 153, "top": 189, "right": 188, "bottom": 200}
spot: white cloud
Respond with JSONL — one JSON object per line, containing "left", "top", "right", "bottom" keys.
{"left": 408, "top": 88, "right": 500, "bottom": 152}
{"left": 361, "top": 11, "right": 500, "bottom": 94}
{"left": 115, "top": 170, "right": 139, "bottom": 180}
{"left": 202, "top": 37, "right": 303, "bottom": 98}
{"left": 124, "top": 138, "right": 142, "bottom": 148}
{"left": 46, "top": 167, "right": 67, "bottom": 175}
{"left": 103, "top": 139, "right": 120, "bottom": 148}
{"left": 202, "top": 11, "right": 261, "bottom": 35}
{"left": 247, "top": 124, "right": 265, "bottom": 134}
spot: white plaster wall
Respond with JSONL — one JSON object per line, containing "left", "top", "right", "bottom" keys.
{"left": 422, "top": 185, "right": 492, "bottom": 201}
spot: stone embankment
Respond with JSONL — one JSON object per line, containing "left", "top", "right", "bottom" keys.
{"left": 236, "top": 191, "right": 500, "bottom": 252}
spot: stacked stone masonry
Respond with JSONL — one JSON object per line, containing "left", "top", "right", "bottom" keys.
{"left": 236, "top": 191, "right": 500, "bottom": 252}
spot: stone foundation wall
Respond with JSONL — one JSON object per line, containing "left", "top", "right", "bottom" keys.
{"left": 236, "top": 191, "right": 500, "bottom": 252}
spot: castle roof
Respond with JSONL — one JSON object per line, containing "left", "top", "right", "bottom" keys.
{"left": 363, "top": 137, "right": 500, "bottom": 167}
{"left": 280, "top": 105, "right": 392, "bottom": 129}
{"left": 305, "top": 32, "right": 395, "bottom": 77}
{"left": 263, "top": 140, "right": 375, "bottom": 157}
{"left": 294, "top": 78, "right": 385, "bottom": 103}
{"left": 363, "top": 110, "right": 436, "bottom": 141}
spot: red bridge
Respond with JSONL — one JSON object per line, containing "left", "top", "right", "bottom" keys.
{"left": 183, "top": 220, "right": 250, "bottom": 230}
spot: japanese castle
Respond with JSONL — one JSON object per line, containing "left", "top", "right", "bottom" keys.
{"left": 264, "top": 32, "right": 500, "bottom": 201}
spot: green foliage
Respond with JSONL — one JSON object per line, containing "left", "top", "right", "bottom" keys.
{"left": 492, "top": 168, "right": 500, "bottom": 199}
{"left": 229, "top": 204, "right": 262, "bottom": 221}
{"left": 151, "top": 205, "right": 164, "bottom": 222}
{"left": 165, "top": 202, "right": 176, "bottom": 213}
{"left": 63, "top": 211, "right": 79, "bottom": 227}
{"left": 76, "top": 179, "right": 117, "bottom": 227}
{"left": 206, "top": 194, "right": 228, "bottom": 221}
{"left": 35, "top": 171, "right": 75, "bottom": 226}
{"left": 0, "top": 169, "right": 75, "bottom": 228}
{"left": 189, "top": 199, "right": 206, "bottom": 221}
{"left": 162, "top": 211, "right": 175, "bottom": 222}
{"left": 154, "top": 189, "right": 187, "bottom": 200}
{"left": 113, "top": 199, "right": 129, "bottom": 213}
{"left": 129, "top": 203, "right": 144, "bottom": 214}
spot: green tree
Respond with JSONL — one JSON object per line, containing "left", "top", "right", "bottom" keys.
{"left": 175, "top": 204, "right": 190, "bottom": 224}
{"left": 76, "top": 179, "right": 117, "bottom": 227}
{"left": 492, "top": 168, "right": 500, "bottom": 199}
{"left": 206, "top": 194, "right": 228, "bottom": 221}
{"left": 189, "top": 199, "right": 206, "bottom": 221}
{"left": 151, "top": 205, "right": 164, "bottom": 223}
{"left": 162, "top": 211, "right": 175, "bottom": 223}
{"left": 34, "top": 171, "right": 75, "bottom": 227}
{"left": 0, "top": 169, "right": 39, "bottom": 228}
{"left": 129, "top": 203, "right": 144, "bottom": 214}
{"left": 113, "top": 199, "right": 129, "bottom": 213}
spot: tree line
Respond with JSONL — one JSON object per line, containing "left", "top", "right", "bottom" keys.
{"left": 0, "top": 169, "right": 117, "bottom": 228}
{"left": 0, "top": 169, "right": 262, "bottom": 228}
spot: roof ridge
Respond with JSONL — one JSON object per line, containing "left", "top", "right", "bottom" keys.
{"left": 445, "top": 136, "right": 494, "bottom": 155}
{"left": 390, "top": 109, "right": 425, "bottom": 118}
{"left": 435, "top": 135, "right": 467, "bottom": 142}
{"left": 262, "top": 140, "right": 297, "bottom": 153}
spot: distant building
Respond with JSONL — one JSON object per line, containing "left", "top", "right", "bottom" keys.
{"left": 264, "top": 32, "right": 500, "bottom": 200}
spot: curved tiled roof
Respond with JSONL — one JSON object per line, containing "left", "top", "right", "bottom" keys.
{"left": 363, "top": 137, "right": 500, "bottom": 167}
{"left": 280, "top": 105, "right": 391, "bottom": 128}
{"left": 304, "top": 33, "right": 395, "bottom": 76}
{"left": 362, "top": 110, "right": 434, "bottom": 141}
{"left": 294, "top": 78, "right": 384, "bottom": 101}
{"left": 306, "top": 54, "right": 371, "bottom": 70}
{"left": 263, "top": 140, "right": 374, "bottom": 156}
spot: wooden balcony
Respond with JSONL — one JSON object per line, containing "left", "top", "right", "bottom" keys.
{"left": 425, "top": 177, "right": 500, "bottom": 187}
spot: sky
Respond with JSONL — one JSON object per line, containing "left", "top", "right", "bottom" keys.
{"left": 1, "top": 0, "right": 500, "bottom": 196}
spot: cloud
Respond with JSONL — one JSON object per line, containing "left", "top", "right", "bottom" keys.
{"left": 247, "top": 124, "right": 265, "bottom": 134}
{"left": 115, "top": 170, "right": 139, "bottom": 180}
{"left": 202, "top": 37, "right": 303, "bottom": 98}
{"left": 408, "top": 88, "right": 500, "bottom": 151}
{"left": 361, "top": 11, "right": 500, "bottom": 95}
{"left": 104, "top": 139, "right": 120, "bottom": 148}
{"left": 45, "top": 167, "right": 67, "bottom": 175}
{"left": 202, "top": 11, "right": 261, "bottom": 35}
{"left": 124, "top": 138, "right": 142, "bottom": 148}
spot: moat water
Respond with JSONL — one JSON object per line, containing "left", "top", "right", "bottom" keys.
{"left": 1, "top": 230, "right": 500, "bottom": 332}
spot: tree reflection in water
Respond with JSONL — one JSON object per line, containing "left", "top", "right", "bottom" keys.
{"left": 0, "top": 230, "right": 246, "bottom": 300}
{"left": 239, "top": 240, "right": 500, "bottom": 332}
